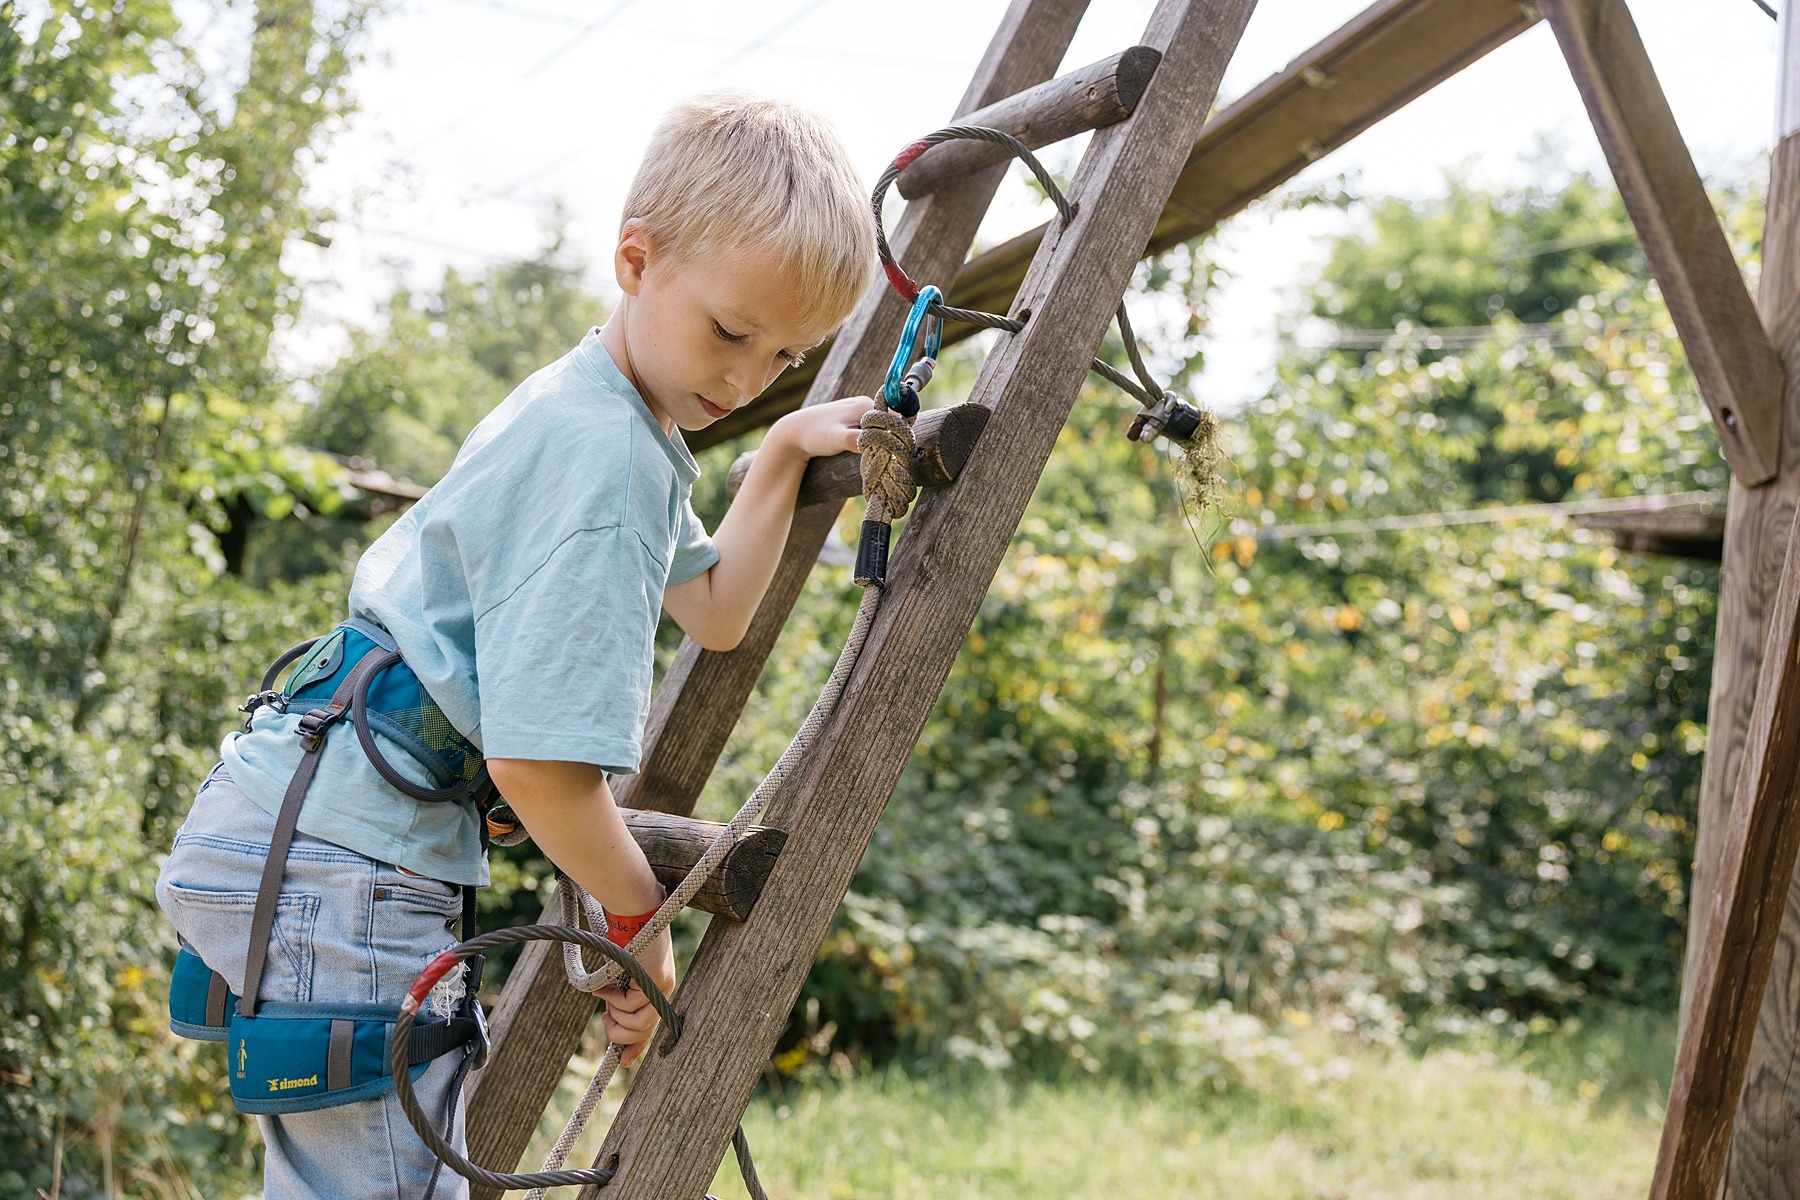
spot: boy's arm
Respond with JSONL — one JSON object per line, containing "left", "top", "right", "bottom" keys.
{"left": 663, "top": 395, "right": 873, "bottom": 650}
{"left": 487, "top": 757, "right": 673, "bottom": 1064}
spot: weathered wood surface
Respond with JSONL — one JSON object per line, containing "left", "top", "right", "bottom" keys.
{"left": 580, "top": 2, "right": 1257, "bottom": 1196}
{"left": 459, "top": 2, "right": 1090, "bottom": 1190}
{"left": 1722, "top": 131, "right": 1800, "bottom": 1198}
{"left": 1543, "top": 0, "right": 1784, "bottom": 486}
{"left": 622, "top": 810, "right": 785, "bottom": 923}
{"left": 896, "top": 45, "right": 1161, "bottom": 199}
{"left": 724, "top": 403, "right": 991, "bottom": 507}
{"left": 1649, "top": 406, "right": 1800, "bottom": 1198}
{"left": 690, "top": 0, "right": 1540, "bottom": 452}
{"left": 1574, "top": 509, "right": 1724, "bottom": 561}
{"left": 1684, "top": 138, "right": 1800, "bottom": 1050}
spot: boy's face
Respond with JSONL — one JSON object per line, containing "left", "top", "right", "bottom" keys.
{"left": 613, "top": 223, "right": 833, "bottom": 434}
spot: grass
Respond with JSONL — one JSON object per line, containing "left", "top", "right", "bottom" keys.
{"left": 519, "top": 1008, "right": 1672, "bottom": 1199}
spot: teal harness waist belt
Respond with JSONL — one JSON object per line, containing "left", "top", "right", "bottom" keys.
{"left": 167, "top": 620, "right": 493, "bottom": 1115}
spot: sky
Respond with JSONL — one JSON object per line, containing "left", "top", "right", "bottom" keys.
{"left": 261, "top": 0, "right": 1788, "bottom": 411}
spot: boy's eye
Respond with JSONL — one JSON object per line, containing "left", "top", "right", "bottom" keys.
{"left": 713, "top": 320, "right": 746, "bottom": 344}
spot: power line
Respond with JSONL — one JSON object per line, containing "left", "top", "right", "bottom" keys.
{"left": 516, "top": 0, "right": 636, "bottom": 80}
{"left": 709, "top": 0, "right": 831, "bottom": 75}
{"left": 1326, "top": 228, "right": 1638, "bottom": 288}
{"left": 1749, "top": 0, "right": 1777, "bottom": 21}
{"left": 437, "top": 0, "right": 581, "bottom": 24}
{"left": 361, "top": 228, "right": 522, "bottom": 261}
{"left": 1292, "top": 319, "right": 1661, "bottom": 352}
{"left": 472, "top": 0, "right": 838, "bottom": 203}
{"left": 395, "top": 0, "right": 637, "bottom": 160}
{"left": 1235, "top": 490, "right": 1721, "bottom": 543}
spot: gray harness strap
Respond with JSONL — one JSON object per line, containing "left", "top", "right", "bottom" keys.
{"left": 239, "top": 652, "right": 387, "bottom": 1018}
{"left": 205, "top": 971, "right": 230, "bottom": 1027}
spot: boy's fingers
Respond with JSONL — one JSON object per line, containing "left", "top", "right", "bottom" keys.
{"left": 602, "top": 1007, "right": 660, "bottom": 1048}
{"left": 604, "top": 984, "right": 650, "bottom": 1014}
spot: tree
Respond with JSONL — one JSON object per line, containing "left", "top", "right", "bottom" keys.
{"left": 0, "top": 2, "right": 371, "bottom": 1191}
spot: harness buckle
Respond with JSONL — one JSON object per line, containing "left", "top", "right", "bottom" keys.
{"left": 465, "top": 990, "right": 490, "bottom": 1071}
{"left": 295, "top": 702, "right": 349, "bottom": 753}
{"left": 238, "top": 689, "right": 289, "bottom": 731}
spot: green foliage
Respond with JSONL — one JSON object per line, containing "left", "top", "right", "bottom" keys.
{"left": 763, "top": 169, "right": 1728, "bottom": 1085}
{"left": 0, "top": 1, "right": 372, "bottom": 1192}
{"left": 312, "top": 225, "right": 598, "bottom": 484}
{"left": 0, "top": 10, "right": 1743, "bottom": 1182}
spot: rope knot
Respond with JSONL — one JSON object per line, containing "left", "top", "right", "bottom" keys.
{"left": 859, "top": 407, "right": 917, "bottom": 524}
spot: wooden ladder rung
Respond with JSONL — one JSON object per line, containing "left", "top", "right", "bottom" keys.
{"left": 896, "top": 46, "right": 1162, "bottom": 199}
{"left": 622, "top": 810, "right": 785, "bottom": 923}
{"left": 725, "top": 402, "right": 991, "bottom": 509}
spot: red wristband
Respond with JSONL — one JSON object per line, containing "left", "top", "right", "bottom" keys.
{"left": 604, "top": 886, "right": 667, "bottom": 948}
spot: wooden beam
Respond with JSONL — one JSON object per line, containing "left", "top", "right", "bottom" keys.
{"left": 724, "top": 402, "right": 991, "bottom": 507}
{"left": 623, "top": 811, "right": 785, "bottom": 923}
{"left": 1574, "top": 510, "right": 1724, "bottom": 560}
{"left": 1680, "top": 62, "right": 1800, "bottom": 1200}
{"left": 1719, "top": 20, "right": 1800, "bottom": 1187}
{"left": 581, "top": 2, "right": 1256, "bottom": 1195}
{"left": 1662, "top": 9, "right": 1800, "bottom": 1176}
{"left": 459, "top": 3, "right": 1091, "bottom": 1190}
{"left": 1543, "top": 0, "right": 1784, "bottom": 485}
{"left": 896, "top": 46, "right": 1161, "bottom": 199}
{"left": 688, "top": 0, "right": 1541, "bottom": 453}
{"left": 1649, "top": 454, "right": 1800, "bottom": 1198}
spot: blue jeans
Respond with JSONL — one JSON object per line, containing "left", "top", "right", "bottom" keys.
{"left": 156, "top": 765, "right": 473, "bottom": 1199}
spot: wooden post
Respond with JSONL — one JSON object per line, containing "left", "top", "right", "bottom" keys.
{"left": 579, "top": 2, "right": 1257, "bottom": 1195}
{"left": 1722, "top": 8, "right": 1800, "bottom": 1195}
{"left": 458, "top": 2, "right": 1090, "bottom": 1189}
{"left": 1649, "top": 486, "right": 1800, "bottom": 1197}
{"left": 1543, "top": 0, "right": 1785, "bottom": 485}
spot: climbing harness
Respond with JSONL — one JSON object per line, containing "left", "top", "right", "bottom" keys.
{"left": 166, "top": 620, "right": 491, "bottom": 1143}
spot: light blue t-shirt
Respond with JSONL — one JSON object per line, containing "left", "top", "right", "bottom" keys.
{"left": 222, "top": 331, "right": 720, "bottom": 885}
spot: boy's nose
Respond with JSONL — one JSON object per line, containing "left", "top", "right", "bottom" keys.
{"left": 722, "top": 361, "right": 770, "bottom": 405}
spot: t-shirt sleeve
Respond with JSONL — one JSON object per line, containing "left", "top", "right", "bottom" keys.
{"left": 668, "top": 494, "right": 719, "bottom": 586}
{"left": 474, "top": 526, "right": 660, "bottom": 774}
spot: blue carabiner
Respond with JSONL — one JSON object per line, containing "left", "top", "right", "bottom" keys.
{"left": 883, "top": 284, "right": 943, "bottom": 410}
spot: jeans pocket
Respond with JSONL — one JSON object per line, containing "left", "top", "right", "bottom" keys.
{"left": 158, "top": 881, "right": 321, "bottom": 1004}
{"left": 370, "top": 873, "right": 466, "bottom": 1015}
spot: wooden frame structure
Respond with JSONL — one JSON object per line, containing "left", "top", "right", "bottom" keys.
{"left": 459, "top": 1, "right": 1800, "bottom": 1196}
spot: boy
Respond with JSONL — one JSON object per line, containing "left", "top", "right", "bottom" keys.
{"left": 155, "top": 91, "right": 878, "bottom": 1198}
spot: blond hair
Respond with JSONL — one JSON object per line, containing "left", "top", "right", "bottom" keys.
{"left": 622, "top": 91, "right": 876, "bottom": 333}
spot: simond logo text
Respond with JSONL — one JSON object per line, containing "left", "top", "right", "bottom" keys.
{"left": 268, "top": 1074, "right": 319, "bottom": 1093}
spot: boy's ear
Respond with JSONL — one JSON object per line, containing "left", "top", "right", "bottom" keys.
{"left": 615, "top": 220, "right": 652, "bottom": 297}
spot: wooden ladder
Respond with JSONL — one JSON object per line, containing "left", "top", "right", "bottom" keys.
{"left": 448, "top": 0, "right": 1800, "bottom": 1195}
{"left": 452, "top": 0, "right": 1255, "bottom": 1195}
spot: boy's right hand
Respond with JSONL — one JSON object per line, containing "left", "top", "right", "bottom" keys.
{"left": 600, "top": 926, "right": 676, "bottom": 1067}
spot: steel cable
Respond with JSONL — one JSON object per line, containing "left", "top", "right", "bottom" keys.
{"left": 871, "top": 124, "right": 1173, "bottom": 412}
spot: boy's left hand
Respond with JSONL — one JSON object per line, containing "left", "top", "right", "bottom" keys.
{"left": 768, "top": 395, "right": 875, "bottom": 460}
{"left": 600, "top": 926, "right": 676, "bottom": 1067}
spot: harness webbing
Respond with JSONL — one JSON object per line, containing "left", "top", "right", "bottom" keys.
{"left": 240, "top": 653, "right": 377, "bottom": 1017}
